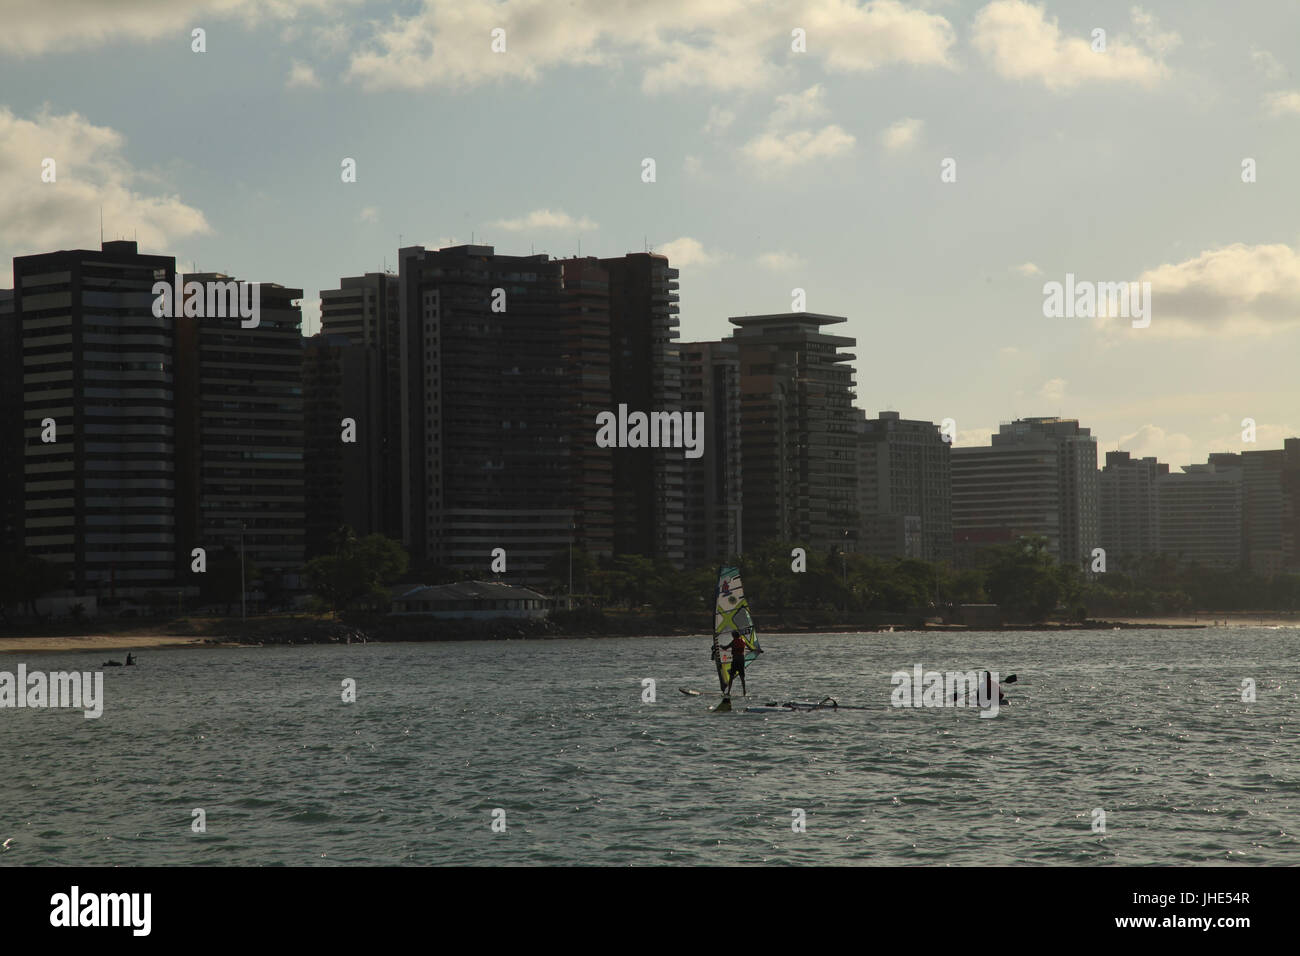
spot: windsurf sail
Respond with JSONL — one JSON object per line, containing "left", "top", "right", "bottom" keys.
{"left": 712, "top": 565, "right": 761, "bottom": 692}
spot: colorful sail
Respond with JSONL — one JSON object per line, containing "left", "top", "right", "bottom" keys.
{"left": 713, "top": 565, "right": 760, "bottom": 690}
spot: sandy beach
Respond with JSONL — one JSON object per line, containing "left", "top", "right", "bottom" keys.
{"left": 1106, "top": 612, "right": 1300, "bottom": 628}
{"left": 0, "top": 634, "right": 215, "bottom": 655}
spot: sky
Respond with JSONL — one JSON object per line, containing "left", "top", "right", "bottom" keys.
{"left": 1, "top": 0, "right": 1297, "bottom": 470}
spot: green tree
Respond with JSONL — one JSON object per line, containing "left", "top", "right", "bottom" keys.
{"left": 981, "top": 536, "right": 1062, "bottom": 622}
{"left": 199, "top": 548, "right": 260, "bottom": 614}
{"left": 541, "top": 547, "right": 597, "bottom": 602}
{"left": 305, "top": 527, "right": 409, "bottom": 614}
{"left": 11, "top": 553, "right": 67, "bottom": 619}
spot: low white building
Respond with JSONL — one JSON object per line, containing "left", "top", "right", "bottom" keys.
{"left": 390, "top": 581, "right": 551, "bottom": 620}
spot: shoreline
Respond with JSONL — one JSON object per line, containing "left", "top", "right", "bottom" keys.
{"left": 2, "top": 612, "right": 1298, "bottom": 654}
{"left": 0, "top": 634, "right": 241, "bottom": 655}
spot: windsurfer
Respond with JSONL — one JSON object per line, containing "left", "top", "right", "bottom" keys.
{"left": 721, "top": 630, "right": 757, "bottom": 697}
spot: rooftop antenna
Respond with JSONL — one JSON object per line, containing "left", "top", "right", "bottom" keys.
{"left": 578, "top": 238, "right": 581, "bottom": 257}
{"left": 99, "top": 206, "right": 103, "bottom": 245}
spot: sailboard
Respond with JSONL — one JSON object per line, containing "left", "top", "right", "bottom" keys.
{"left": 711, "top": 565, "right": 761, "bottom": 706}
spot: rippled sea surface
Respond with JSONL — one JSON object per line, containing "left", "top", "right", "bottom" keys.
{"left": 2, "top": 628, "right": 1298, "bottom": 866}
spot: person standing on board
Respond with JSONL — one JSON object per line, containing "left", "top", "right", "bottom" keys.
{"left": 721, "top": 630, "right": 755, "bottom": 697}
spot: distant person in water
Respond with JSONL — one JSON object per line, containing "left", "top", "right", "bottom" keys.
{"left": 721, "top": 630, "right": 755, "bottom": 697}
{"left": 980, "top": 671, "right": 1003, "bottom": 706}
{"left": 953, "top": 671, "right": 1008, "bottom": 706}
{"left": 125, "top": 653, "right": 135, "bottom": 666}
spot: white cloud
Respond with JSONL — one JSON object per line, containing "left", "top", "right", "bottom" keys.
{"left": 4, "top": 0, "right": 956, "bottom": 95}
{"left": 642, "top": 29, "right": 776, "bottom": 95}
{"left": 684, "top": 155, "right": 703, "bottom": 176}
{"left": 1113, "top": 424, "right": 1194, "bottom": 467}
{"left": 347, "top": 0, "right": 956, "bottom": 93}
{"left": 1264, "top": 90, "right": 1300, "bottom": 117}
{"left": 1038, "top": 377, "right": 1066, "bottom": 403}
{"left": 1251, "top": 48, "right": 1287, "bottom": 82}
{"left": 758, "top": 251, "right": 805, "bottom": 271}
{"left": 287, "top": 61, "right": 322, "bottom": 88}
{"left": 769, "top": 85, "right": 829, "bottom": 127}
{"left": 311, "top": 21, "right": 354, "bottom": 56}
{"left": 1208, "top": 420, "right": 1300, "bottom": 454}
{"left": 0, "top": 0, "right": 356, "bottom": 57}
{"left": 301, "top": 297, "right": 323, "bottom": 337}
{"left": 1129, "top": 243, "right": 1300, "bottom": 336}
{"left": 741, "top": 124, "right": 855, "bottom": 172}
{"left": 703, "top": 106, "right": 736, "bottom": 134}
{"left": 807, "top": 0, "right": 957, "bottom": 74}
{"left": 656, "top": 237, "right": 720, "bottom": 268}
{"left": 1129, "top": 7, "right": 1181, "bottom": 58}
{"left": 953, "top": 426, "right": 995, "bottom": 447}
{"left": 739, "top": 85, "right": 853, "bottom": 173}
{"left": 880, "top": 117, "right": 923, "bottom": 152}
{"left": 0, "top": 107, "right": 210, "bottom": 258}
{"left": 972, "top": 0, "right": 1171, "bottom": 91}
{"left": 488, "top": 208, "right": 597, "bottom": 232}
{"left": 1013, "top": 262, "right": 1042, "bottom": 276}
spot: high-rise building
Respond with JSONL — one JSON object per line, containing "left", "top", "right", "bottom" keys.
{"left": 1157, "top": 462, "right": 1243, "bottom": 569}
{"left": 1238, "top": 439, "right": 1300, "bottom": 575}
{"left": 302, "top": 332, "right": 383, "bottom": 557}
{"left": 1098, "top": 450, "right": 1166, "bottom": 567}
{"left": 318, "top": 272, "right": 403, "bottom": 541}
{"left": 681, "top": 340, "right": 742, "bottom": 567}
{"left": 856, "top": 410, "right": 952, "bottom": 563}
{"left": 397, "top": 245, "right": 684, "bottom": 585}
{"left": 729, "top": 313, "right": 858, "bottom": 554}
{"left": 1284, "top": 440, "right": 1300, "bottom": 574}
{"left": 0, "top": 289, "right": 24, "bottom": 554}
{"left": 952, "top": 441, "right": 1060, "bottom": 564}
{"left": 599, "top": 253, "right": 686, "bottom": 565}
{"left": 176, "top": 276, "right": 305, "bottom": 599}
{"left": 559, "top": 258, "right": 614, "bottom": 561}
{"left": 397, "top": 245, "right": 575, "bottom": 584}
{"left": 9, "top": 241, "right": 179, "bottom": 600}
{"left": 952, "top": 418, "right": 1098, "bottom": 567}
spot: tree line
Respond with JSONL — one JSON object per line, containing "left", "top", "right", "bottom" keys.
{"left": 4, "top": 531, "right": 1299, "bottom": 626}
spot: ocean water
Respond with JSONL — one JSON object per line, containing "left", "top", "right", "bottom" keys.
{"left": 1, "top": 629, "right": 1298, "bottom": 866}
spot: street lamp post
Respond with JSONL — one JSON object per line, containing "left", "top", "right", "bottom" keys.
{"left": 841, "top": 530, "right": 849, "bottom": 586}
{"left": 239, "top": 521, "right": 246, "bottom": 622}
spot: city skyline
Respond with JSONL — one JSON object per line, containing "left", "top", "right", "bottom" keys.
{"left": 2, "top": 1, "right": 1298, "bottom": 472}
{"left": 4, "top": 232, "right": 1296, "bottom": 601}
{"left": 6, "top": 233, "right": 1296, "bottom": 473}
